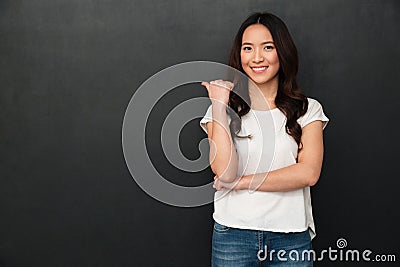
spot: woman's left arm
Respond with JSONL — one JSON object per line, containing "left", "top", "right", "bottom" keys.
{"left": 214, "top": 120, "right": 325, "bottom": 192}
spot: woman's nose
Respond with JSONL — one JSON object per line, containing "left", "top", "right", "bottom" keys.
{"left": 252, "top": 48, "right": 264, "bottom": 63}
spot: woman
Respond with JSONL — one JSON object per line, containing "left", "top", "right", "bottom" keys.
{"left": 200, "top": 12, "right": 329, "bottom": 266}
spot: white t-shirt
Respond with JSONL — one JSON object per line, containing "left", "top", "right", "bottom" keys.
{"left": 199, "top": 97, "right": 329, "bottom": 240}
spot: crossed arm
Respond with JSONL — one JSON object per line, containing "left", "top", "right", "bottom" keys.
{"left": 208, "top": 120, "right": 325, "bottom": 192}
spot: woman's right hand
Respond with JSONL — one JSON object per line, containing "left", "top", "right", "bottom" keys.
{"left": 201, "top": 79, "right": 234, "bottom": 105}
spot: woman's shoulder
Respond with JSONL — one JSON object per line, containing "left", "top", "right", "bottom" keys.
{"left": 305, "top": 97, "right": 327, "bottom": 111}
{"left": 299, "top": 96, "right": 330, "bottom": 129}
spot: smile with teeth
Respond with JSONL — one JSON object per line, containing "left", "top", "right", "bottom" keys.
{"left": 251, "top": 66, "right": 268, "bottom": 73}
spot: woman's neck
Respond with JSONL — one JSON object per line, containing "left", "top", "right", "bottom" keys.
{"left": 248, "top": 76, "right": 279, "bottom": 110}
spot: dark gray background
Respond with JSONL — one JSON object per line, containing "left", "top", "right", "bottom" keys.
{"left": 1, "top": 0, "right": 399, "bottom": 266}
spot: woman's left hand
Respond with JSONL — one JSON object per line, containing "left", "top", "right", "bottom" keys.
{"left": 213, "top": 175, "right": 247, "bottom": 191}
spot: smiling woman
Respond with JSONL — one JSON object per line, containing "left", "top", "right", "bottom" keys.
{"left": 200, "top": 12, "right": 330, "bottom": 267}
{"left": 240, "top": 25, "right": 280, "bottom": 93}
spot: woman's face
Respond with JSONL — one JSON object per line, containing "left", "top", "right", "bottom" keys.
{"left": 240, "top": 24, "right": 280, "bottom": 87}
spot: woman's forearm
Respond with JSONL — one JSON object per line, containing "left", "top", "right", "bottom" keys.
{"left": 240, "top": 162, "right": 320, "bottom": 192}
{"left": 209, "top": 101, "right": 238, "bottom": 183}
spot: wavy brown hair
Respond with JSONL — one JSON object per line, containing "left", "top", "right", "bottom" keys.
{"left": 227, "top": 12, "right": 308, "bottom": 150}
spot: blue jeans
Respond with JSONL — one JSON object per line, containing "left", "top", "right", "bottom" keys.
{"left": 212, "top": 221, "right": 313, "bottom": 267}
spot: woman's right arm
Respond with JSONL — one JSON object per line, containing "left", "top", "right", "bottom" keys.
{"left": 202, "top": 81, "right": 238, "bottom": 183}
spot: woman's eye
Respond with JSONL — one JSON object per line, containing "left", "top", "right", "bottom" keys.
{"left": 265, "top": 45, "right": 274, "bottom": 50}
{"left": 243, "top": 46, "right": 252, "bottom": 51}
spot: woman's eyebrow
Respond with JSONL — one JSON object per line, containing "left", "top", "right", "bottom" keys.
{"left": 242, "top": 41, "right": 274, "bottom": 46}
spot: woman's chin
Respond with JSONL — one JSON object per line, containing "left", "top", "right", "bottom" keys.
{"left": 250, "top": 77, "right": 269, "bottom": 85}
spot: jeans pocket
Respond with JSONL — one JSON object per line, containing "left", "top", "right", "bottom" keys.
{"left": 213, "top": 221, "right": 231, "bottom": 233}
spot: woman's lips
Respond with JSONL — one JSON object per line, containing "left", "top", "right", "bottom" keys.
{"left": 251, "top": 66, "right": 268, "bottom": 73}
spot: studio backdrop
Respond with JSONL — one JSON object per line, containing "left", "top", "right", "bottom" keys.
{"left": 1, "top": 0, "right": 399, "bottom": 266}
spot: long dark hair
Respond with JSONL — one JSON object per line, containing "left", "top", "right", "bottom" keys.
{"left": 227, "top": 12, "right": 308, "bottom": 150}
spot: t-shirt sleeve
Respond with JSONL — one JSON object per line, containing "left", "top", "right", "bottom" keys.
{"left": 199, "top": 104, "right": 213, "bottom": 134}
{"left": 298, "top": 98, "right": 330, "bottom": 130}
